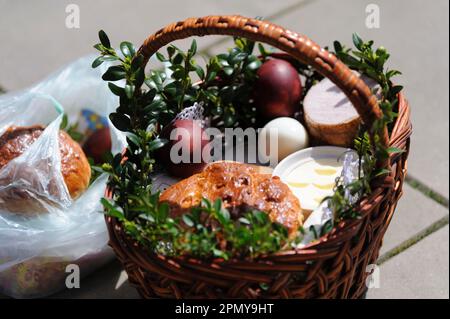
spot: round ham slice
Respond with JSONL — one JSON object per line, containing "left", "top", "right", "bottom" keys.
{"left": 303, "top": 73, "right": 379, "bottom": 147}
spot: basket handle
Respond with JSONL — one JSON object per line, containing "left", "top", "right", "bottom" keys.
{"left": 138, "top": 15, "right": 390, "bottom": 170}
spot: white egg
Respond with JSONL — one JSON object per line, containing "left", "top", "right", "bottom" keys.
{"left": 258, "top": 117, "right": 309, "bottom": 165}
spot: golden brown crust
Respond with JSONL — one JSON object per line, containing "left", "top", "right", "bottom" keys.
{"left": 57, "top": 130, "right": 91, "bottom": 199}
{"left": 0, "top": 125, "right": 91, "bottom": 213}
{"left": 160, "top": 161, "right": 303, "bottom": 234}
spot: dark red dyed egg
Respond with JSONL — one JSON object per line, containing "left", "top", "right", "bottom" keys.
{"left": 254, "top": 58, "right": 303, "bottom": 119}
{"left": 82, "top": 127, "right": 112, "bottom": 164}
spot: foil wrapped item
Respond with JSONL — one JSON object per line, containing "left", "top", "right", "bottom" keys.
{"left": 297, "top": 150, "right": 362, "bottom": 247}
{"left": 341, "top": 150, "right": 363, "bottom": 205}
{"left": 174, "top": 102, "right": 208, "bottom": 128}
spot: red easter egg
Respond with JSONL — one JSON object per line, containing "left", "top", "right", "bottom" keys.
{"left": 156, "top": 119, "right": 210, "bottom": 178}
{"left": 254, "top": 58, "right": 303, "bottom": 119}
{"left": 82, "top": 127, "right": 112, "bottom": 164}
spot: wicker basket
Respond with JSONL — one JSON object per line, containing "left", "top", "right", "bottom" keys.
{"left": 105, "top": 15, "right": 412, "bottom": 299}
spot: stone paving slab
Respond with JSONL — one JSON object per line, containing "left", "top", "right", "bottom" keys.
{"left": 380, "top": 184, "right": 449, "bottom": 255}
{"left": 0, "top": 0, "right": 302, "bottom": 91}
{"left": 367, "top": 225, "right": 449, "bottom": 299}
{"left": 0, "top": 0, "right": 448, "bottom": 300}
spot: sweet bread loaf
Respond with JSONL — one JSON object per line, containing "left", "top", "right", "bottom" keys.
{"left": 0, "top": 125, "right": 91, "bottom": 213}
{"left": 160, "top": 161, "right": 303, "bottom": 234}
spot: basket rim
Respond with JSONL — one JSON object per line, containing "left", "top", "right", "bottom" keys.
{"left": 104, "top": 91, "right": 411, "bottom": 266}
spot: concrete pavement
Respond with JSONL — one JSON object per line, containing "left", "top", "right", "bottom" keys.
{"left": 0, "top": 0, "right": 448, "bottom": 299}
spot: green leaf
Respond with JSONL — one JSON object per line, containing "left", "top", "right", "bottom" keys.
{"left": 148, "top": 71, "right": 164, "bottom": 89}
{"left": 195, "top": 65, "right": 205, "bottom": 80}
{"left": 60, "top": 113, "right": 68, "bottom": 130}
{"left": 213, "top": 199, "right": 222, "bottom": 213}
{"left": 217, "top": 208, "right": 230, "bottom": 224}
{"left": 374, "top": 168, "right": 391, "bottom": 177}
{"left": 164, "top": 82, "right": 179, "bottom": 96}
{"left": 223, "top": 66, "right": 234, "bottom": 76}
{"left": 101, "top": 198, "right": 124, "bottom": 220}
{"left": 234, "top": 37, "right": 245, "bottom": 50}
{"left": 120, "top": 41, "right": 135, "bottom": 58}
{"left": 333, "top": 40, "right": 343, "bottom": 53}
{"left": 352, "top": 33, "right": 363, "bottom": 50}
{"left": 98, "top": 30, "right": 111, "bottom": 48}
{"left": 155, "top": 52, "right": 166, "bottom": 62}
{"left": 337, "top": 54, "right": 362, "bottom": 69}
{"left": 189, "top": 59, "right": 198, "bottom": 72}
{"left": 182, "top": 214, "right": 194, "bottom": 227}
{"left": 201, "top": 198, "right": 212, "bottom": 210}
{"left": 223, "top": 113, "right": 236, "bottom": 127}
{"left": 386, "top": 69, "right": 402, "bottom": 79}
{"left": 390, "top": 85, "right": 403, "bottom": 96}
{"left": 258, "top": 43, "right": 269, "bottom": 58}
{"left": 238, "top": 217, "right": 250, "bottom": 225}
{"left": 125, "top": 84, "right": 135, "bottom": 99}
{"left": 158, "top": 202, "right": 169, "bottom": 221}
{"left": 189, "top": 39, "right": 197, "bottom": 56}
{"left": 167, "top": 46, "right": 176, "bottom": 58}
{"left": 142, "top": 89, "right": 156, "bottom": 103}
{"left": 143, "top": 100, "right": 164, "bottom": 113}
{"left": 102, "top": 55, "right": 119, "bottom": 62}
{"left": 148, "top": 138, "right": 167, "bottom": 152}
{"left": 108, "top": 82, "right": 125, "bottom": 96}
{"left": 68, "top": 130, "right": 84, "bottom": 143}
{"left": 213, "top": 249, "right": 228, "bottom": 260}
{"left": 109, "top": 112, "right": 131, "bottom": 132}
{"left": 92, "top": 56, "right": 104, "bottom": 68}
{"left": 205, "top": 71, "right": 217, "bottom": 83}
{"left": 138, "top": 213, "right": 155, "bottom": 223}
{"left": 102, "top": 66, "right": 126, "bottom": 81}
{"left": 93, "top": 43, "right": 104, "bottom": 52}
{"left": 246, "top": 59, "right": 261, "bottom": 71}
{"left": 386, "top": 147, "right": 405, "bottom": 154}
{"left": 112, "top": 153, "right": 122, "bottom": 170}
{"left": 134, "top": 67, "right": 145, "bottom": 88}
{"left": 231, "top": 52, "right": 247, "bottom": 64}
{"left": 173, "top": 53, "right": 184, "bottom": 65}
{"left": 126, "top": 133, "right": 141, "bottom": 147}
{"left": 171, "top": 68, "right": 185, "bottom": 80}
{"left": 252, "top": 211, "right": 268, "bottom": 224}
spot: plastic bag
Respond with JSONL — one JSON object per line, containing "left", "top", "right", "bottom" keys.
{"left": 0, "top": 55, "right": 126, "bottom": 298}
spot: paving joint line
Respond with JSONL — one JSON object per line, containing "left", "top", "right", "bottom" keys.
{"left": 405, "top": 174, "right": 449, "bottom": 209}
{"left": 377, "top": 173, "right": 449, "bottom": 265}
{"left": 1, "top": 1, "right": 448, "bottom": 276}
{"left": 377, "top": 214, "right": 449, "bottom": 265}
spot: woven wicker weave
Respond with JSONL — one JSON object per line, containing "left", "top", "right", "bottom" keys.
{"left": 105, "top": 15, "right": 412, "bottom": 299}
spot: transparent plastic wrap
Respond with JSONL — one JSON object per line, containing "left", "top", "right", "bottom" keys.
{"left": 0, "top": 55, "right": 126, "bottom": 298}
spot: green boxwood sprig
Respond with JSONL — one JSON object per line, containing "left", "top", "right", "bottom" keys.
{"left": 102, "top": 193, "right": 290, "bottom": 260}
{"left": 325, "top": 33, "right": 405, "bottom": 222}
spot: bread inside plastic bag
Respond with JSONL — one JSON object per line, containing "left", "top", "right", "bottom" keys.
{"left": 0, "top": 55, "right": 126, "bottom": 298}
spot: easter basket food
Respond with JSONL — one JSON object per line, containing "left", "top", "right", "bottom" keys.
{"left": 97, "top": 15, "right": 412, "bottom": 299}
